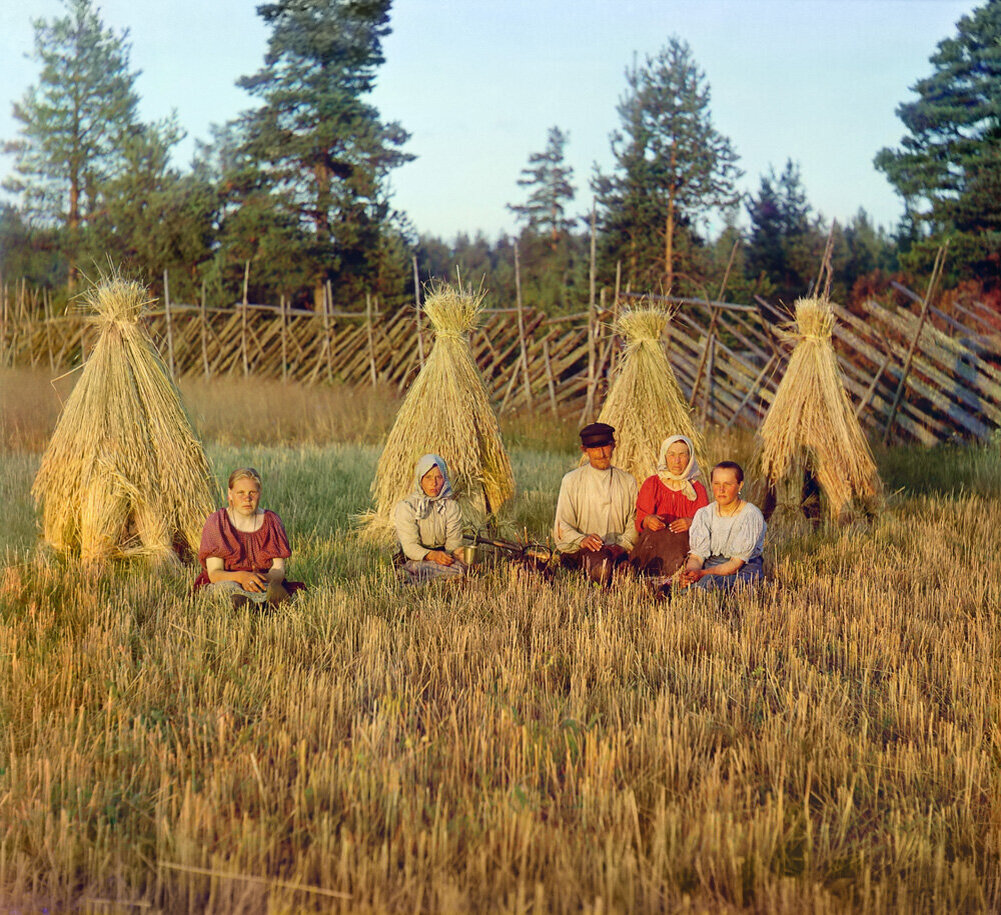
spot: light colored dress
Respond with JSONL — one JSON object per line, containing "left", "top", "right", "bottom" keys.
{"left": 393, "top": 454, "right": 466, "bottom": 585}
{"left": 553, "top": 464, "right": 638, "bottom": 554}
{"left": 687, "top": 501, "right": 766, "bottom": 590}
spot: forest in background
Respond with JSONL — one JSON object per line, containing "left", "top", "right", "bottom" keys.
{"left": 2, "top": 0, "right": 1001, "bottom": 317}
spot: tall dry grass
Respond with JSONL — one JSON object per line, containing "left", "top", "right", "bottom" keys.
{"left": 0, "top": 368, "right": 404, "bottom": 451}
{"left": 0, "top": 370, "right": 998, "bottom": 911}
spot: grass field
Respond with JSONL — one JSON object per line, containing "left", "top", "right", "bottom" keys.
{"left": 0, "top": 367, "right": 999, "bottom": 913}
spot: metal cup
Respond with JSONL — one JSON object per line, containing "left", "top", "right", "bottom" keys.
{"left": 459, "top": 545, "right": 478, "bottom": 566}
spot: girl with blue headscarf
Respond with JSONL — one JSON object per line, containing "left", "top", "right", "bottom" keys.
{"left": 392, "top": 454, "right": 466, "bottom": 585}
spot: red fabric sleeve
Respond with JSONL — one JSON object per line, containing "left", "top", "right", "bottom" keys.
{"left": 198, "top": 509, "right": 238, "bottom": 569}
{"left": 635, "top": 476, "right": 660, "bottom": 531}
{"left": 259, "top": 511, "right": 292, "bottom": 561}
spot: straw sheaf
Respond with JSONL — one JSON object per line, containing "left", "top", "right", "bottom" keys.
{"left": 590, "top": 305, "right": 704, "bottom": 484}
{"left": 755, "top": 297, "right": 881, "bottom": 518}
{"left": 364, "top": 283, "right": 514, "bottom": 541}
{"left": 32, "top": 276, "right": 215, "bottom": 562}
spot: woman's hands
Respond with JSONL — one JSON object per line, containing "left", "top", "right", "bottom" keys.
{"left": 643, "top": 515, "right": 692, "bottom": 533}
{"left": 678, "top": 568, "right": 706, "bottom": 587}
{"left": 233, "top": 570, "right": 268, "bottom": 592}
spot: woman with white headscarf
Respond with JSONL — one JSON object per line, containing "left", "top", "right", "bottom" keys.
{"left": 393, "top": 454, "right": 467, "bottom": 585}
{"left": 630, "top": 435, "right": 708, "bottom": 580}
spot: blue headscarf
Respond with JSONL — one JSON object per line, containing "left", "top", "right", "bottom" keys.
{"left": 412, "top": 453, "right": 454, "bottom": 519}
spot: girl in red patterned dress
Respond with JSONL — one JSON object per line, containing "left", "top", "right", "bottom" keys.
{"left": 194, "top": 467, "right": 305, "bottom": 607}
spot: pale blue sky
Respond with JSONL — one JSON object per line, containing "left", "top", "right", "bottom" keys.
{"left": 0, "top": 0, "right": 977, "bottom": 240}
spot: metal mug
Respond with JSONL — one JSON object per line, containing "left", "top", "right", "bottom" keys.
{"left": 459, "top": 545, "right": 478, "bottom": 566}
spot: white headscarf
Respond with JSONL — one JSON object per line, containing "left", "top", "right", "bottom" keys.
{"left": 655, "top": 434, "right": 700, "bottom": 501}
{"left": 411, "top": 453, "right": 454, "bottom": 519}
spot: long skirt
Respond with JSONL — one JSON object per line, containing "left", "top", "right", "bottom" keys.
{"left": 691, "top": 556, "right": 764, "bottom": 591}
{"left": 629, "top": 528, "right": 690, "bottom": 579}
{"left": 201, "top": 578, "right": 305, "bottom": 606}
{"left": 401, "top": 558, "right": 467, "bottom": 586}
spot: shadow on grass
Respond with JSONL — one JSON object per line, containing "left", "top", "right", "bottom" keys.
{"left": 875, "top": 439, "right": 1001, "bottom": 496}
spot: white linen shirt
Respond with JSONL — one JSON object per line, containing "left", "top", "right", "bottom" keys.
{"left": 553, "top": 464, "right": 638, "bottom": 553}
{"left": 688, "top": 502, "right": 766, "bottom": 564}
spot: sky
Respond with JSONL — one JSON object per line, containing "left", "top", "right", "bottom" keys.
{"left": 0, "top": 0, "right": 979, "bottom": 242}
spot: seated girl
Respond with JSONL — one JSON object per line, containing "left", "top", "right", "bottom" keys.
{"left": 680, "top": 461, "right": 766, "bottom": 591}
{"left": 631, "top": 434, "right": 708, "bottom": 579}
{"left": 393, "top": 454, "right": 467, "bottom": 586}
{"left": 194, "top": 467, "right": 305, "bottom": 607}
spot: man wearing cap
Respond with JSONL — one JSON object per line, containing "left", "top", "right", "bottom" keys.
{"left": 553, "top": 422, "right": 638, "bottom": 585}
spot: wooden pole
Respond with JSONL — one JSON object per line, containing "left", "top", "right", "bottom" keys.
{"left": 588, "top": 199, "right": 597, "bottom": 315}
{"left": 45, "top": 289, "right": 54, "bottom": 372}
{"left": 700, "top": 334, "right": 715, "bottom": 425}
{"left": 241, "top": 260, "right": 250, "bottom": 377}
{"left": 281, "top": 293, "right": 288, "bottom": 383}
{"left": 855, "top": 328, "right": 896, "bottom": 419}
{"left": 323, "top": 280, "right": 333, "bottom": 383}
{"left": 366, "top": 291, "right": 377, "bottom": 385}
{"left": 582, "top": 203, "right": 597, "bottom": 423}
{"left": 612, "top": 260, "right": 622, "bottom": 371}
{"left": 0, "top": 276, "right": 7, "bottom": 366}
{"left": 542, "top": 336, "right": 559, "bottom": 417}
{"left": 163, "top": 270, "right": 175, "bottom": 378}
{"left": 884, "top": 244, "right": 947, "bottom": 444}
{"left": 724, "top": 354, "right": 777, "bottom": 429}
{"left": 513, "top": 242, "right": 532, "bottom": 407}
{"left": 690, "top": 239, "right": 739, "bottom": 405}
{"left": 200, "top": 280, "right": 209, "bottom": 378}
{"left": 412, "top": 255, "right": 425, "bottom": 369}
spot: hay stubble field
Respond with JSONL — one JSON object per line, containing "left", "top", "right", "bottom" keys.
{"left": 0, "top": 368, "right": 998, "bottom": 912}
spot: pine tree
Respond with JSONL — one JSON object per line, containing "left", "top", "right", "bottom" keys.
{"left": 593, "top": 38, "right": 741, "bottom": 292}
{"left": 508, "top": 127, "right": 576, "bottom": 246}
{"left": 3, "top": 0, "right": 141, "bottom": 288}
{"left": 237, "top": 0, "right": 413, "bottom": 306}
{"left": 875, "top": 0, "right": 1001, "bottom": 283}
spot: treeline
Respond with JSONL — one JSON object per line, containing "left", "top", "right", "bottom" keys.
{"left": 2, "top": 0, "right": 1000, "bottom": 314}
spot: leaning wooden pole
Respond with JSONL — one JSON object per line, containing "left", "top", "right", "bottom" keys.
{"left": 280, "top": 294, "right": 289, "bottom": 383}
{"left": 241, "top": 260, "right": 250, "bottom": 377}
{"left": 324, "top": 280, "right": 333, "bottom": 383}
{"left": 884, "top": 245, "right": 947, "bottom": 444}
{"left": 690, "top": 238, "right": 739, "bottom": 405}
{"left": 199, "top": 280, "right": 209, "bottom": 378}
{"left": 583, "top": 200, "right": 597, "bottom": 422}
{"left": 412, "top": 255, "right": 425, "bottom": 369}
{"left": 366, "top": 291, "right": 378, "bottom": 386}
{"left": 513, "top": 242, "right": 532, "bottom": 407}
{"left": 163, "top": 269, "right": 175, "bottom": 378}
{"left": 45, "top": 290, "right": 55, "bottom": 372}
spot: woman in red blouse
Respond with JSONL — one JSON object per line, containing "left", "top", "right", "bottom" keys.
{"left": 194, "top": 467, "right": 305, "bottom": 607}
{"left": 631, "top": 435, "right": 708, "bottom": 580}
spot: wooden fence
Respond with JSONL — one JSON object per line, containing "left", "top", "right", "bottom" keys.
{"left": 2, "top": 277, "right": 1000, "bottom": 444}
